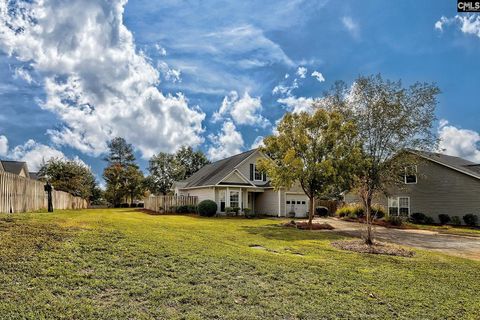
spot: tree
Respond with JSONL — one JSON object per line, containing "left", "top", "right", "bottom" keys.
{"left": 38, "top": 158, "right": 96, "bottom": 200}
{"left": 125, "top": 165, "right": 145, "bottom": 205}
{"left": 145, "top": 152, "right": 184, "bottom": 195}
{"left": 323, "top": 74, "right": 439, "bottom": 244}
{"left": 174, "top": 146, "right": 210, "bottom": 179}
{"left": 257, "top": 108, "right": 361, "bottom": 228}
{"left": 103, "top": 137, "right": 143, "bottom": 206}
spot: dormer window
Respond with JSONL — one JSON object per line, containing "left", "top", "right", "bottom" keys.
{"left": 250, "top": 163, "right": 266, "bottom": 181}
{"left": 405, "top": 165, "right": 417, "bottom": 184}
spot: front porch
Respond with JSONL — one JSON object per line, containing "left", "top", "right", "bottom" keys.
{"left": 214, "top": 186, "right": 265, "bottom": 215}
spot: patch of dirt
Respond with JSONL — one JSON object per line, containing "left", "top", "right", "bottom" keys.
{"left": 283, "top": 220, "right": 334, "bottom": 230}
{"left": 332, "top": 240, "right": 415, "bottom": 257}
{"left": 248, "top": 244, "right": 279, "bottom": 254}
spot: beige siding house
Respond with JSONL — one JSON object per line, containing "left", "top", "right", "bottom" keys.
{"left": 1, "top": 160, "right": 29, "bottom": 178}
{"left": 345, "top": 150, "right": 480, "bottom": 223}
{"left": 173, "top": 149, "right": 309, "bottom": 217}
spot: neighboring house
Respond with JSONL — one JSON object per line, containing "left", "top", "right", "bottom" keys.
{"left": 173, "top": 149, "right": 309, "bottom": 217}
{"left": 1, "top": 160, "right": 30, "bottom": 178}
{"left": 345, "top": 150, "right": 480, "bottom": 223}
{"left": 29, "top": 172, "right": 39, "bottom": 180}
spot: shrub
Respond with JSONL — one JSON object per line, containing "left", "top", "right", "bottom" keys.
{"left": 176, "top": 205, "right": 188, "bottom": 213}
{"left": 438, "top": 214, "right": 451, "bottom": 225}
{"left": 386, "top": 215, "right": 404, "bottom": 226}
{"left": 244, "top": 208, "right": 255, "bottom": 218}
{"left": 371, "top": 205, "right": 386, "bottom": 219}
{"left": 198, "top": 200, "right": 217, "bottom": 217}
{"left": 410, "top": 212, "right": 427, "bottom": 224}
{"left": 120, "top": 203, "right": 130, "bottom": 208}
{"left": 225, "top": 207, "right": 234, "bottom": 216}
{"left": 315, "top": 206, "right": 329, "bottom": 217}
{"left": 424, "top": 216, "right": 435, "bottom": 225}
{"left": 450, "top": 216, "right": 461, "bottom": 225}
{"left": 336, "top": 206, "right": 350, "bottom": 218}
{"left": 336, "top": 205, "right": 364, "bottom": 219}
{"left": 232, "top": 207, "right": 241, "bottom": 215}
{"left": 187, "top": 205, "right": 197, "bottom": 213}
{"left": 463, "top": 214, "right": 478, "bottom": 227}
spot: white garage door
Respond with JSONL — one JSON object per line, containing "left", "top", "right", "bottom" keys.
{"left": 285, "top": 195, "right": 309, "bottom": 218}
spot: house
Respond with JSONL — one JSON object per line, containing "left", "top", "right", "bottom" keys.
{"left": 345, "top": 150, "right": 480, "bottom": 223}
{"left": 29, "top": 172, "right": 39, "bottom": 180}
{"left": 0, "top": 160, "right": 30, "bottom": 178}
{"left": 173, "top": 149, "right": 309, "bottom": 217}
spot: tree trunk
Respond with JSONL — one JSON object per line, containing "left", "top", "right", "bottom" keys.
{"left": 308, "top": 196, "right": 315, "bottom": 230}
{"left": 363, "top": 195, "right": 374, "bottom": 245}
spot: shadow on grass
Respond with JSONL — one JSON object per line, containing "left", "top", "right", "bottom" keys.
{"left": 241, "top": 224, "right": 346, "bottom": 242}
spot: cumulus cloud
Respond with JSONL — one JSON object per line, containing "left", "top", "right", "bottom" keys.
{"left": 157, "top": 61, "right": 182, "bottom": 83}
{"left": 434, "top": 14, "right": 480, "bottom": 38}
{"left": 212, "top": 91, "right": 270, "bottom": 128}
{"left": 0, "top": 135, "right": 69, "bottom": 171}
{"left": 272, "top": 78, "right": 299, "bottom": 96}
{"left": 0, "top": 0, "right": 205, "bottom": 159}
{"left": 155, "top": 44, "right": 167, "bottom": 56}
{"left": 296, "top": 66, "right": 307, "bottom": 79}
{"left": 207, "top": 121, "right": 244, "bottom": 161}
{"left": 438, "top": 120, "right": 480, "bottom": 163}
{"left": 311, "top": 70, "right": 325, "bottom": 82}
{"left": 250, "top": 136, "right": 264, "bottom": 149}
{"left": 0, "top": 135, "right": 8, "bottom": 156}
{"left": 277, "top": 96, "right": 315, "bottom": 114}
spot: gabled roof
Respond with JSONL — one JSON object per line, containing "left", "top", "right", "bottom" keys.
{"left": 1, "top": 160, "right": 29, "bottom": 176}
{"left": 29, "top": 172, "right": 39, "bottom": 180}
{"left": 180, "top": 149, "right": 258, "bottom": 188}
{"left": 411, "top": 150, "right": 480, "bottom": 180}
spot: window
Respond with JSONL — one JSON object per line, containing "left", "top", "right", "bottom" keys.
{"left": 297, "top": 201, "right": 301, "bottom": 204}
{"left": 286, "top": 201, "right": 291, "bottom": 204}
{"left": 388, "top": 197, "right": 410, "bottom": 217}
{"left": 230, "top": 191, "right": 239, "bottom": 208}
{"left": 253, "top": 164, "right": 266, "bottom": 181}
{"left": 220, "top": 191, "right": 226, "bottom": 212}
{"left": 301, "top": 201, "right": 306, "bottom": 205}
{"left": 405, "top": 165, "right": 417, "bottom": 184}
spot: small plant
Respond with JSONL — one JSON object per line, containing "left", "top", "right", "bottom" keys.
{"left": 336, "top": 205, "right": 364, "bottom": 219}
{"left": 450, "top": 216, "right": 461, "bottom": 225}
{"left": 386, "top": 215, "right": 404, "bottom": 226}
{"left": 244, "top": 208, "right": 255, "bottom": 218}
{"left": 410, "top": 212, "right": 427, "bottom": 224}
{"left": 198, "top": 200, "right": 217, "bottom": 217}
{"left": 232, "top": 207, "right": 241, "bottom": 216}
{"left": 463, "top": 214, "right": 478, "bottom": 227}
{"left": 438, "top": 214, "right": 451, "bottom": 225}
{"left": 225, "top": 207, "right": 234, "bottom": 216}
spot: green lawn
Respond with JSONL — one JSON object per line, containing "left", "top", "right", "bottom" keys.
{"left": 0, "top": 209, "right": 479, "bottom": 319}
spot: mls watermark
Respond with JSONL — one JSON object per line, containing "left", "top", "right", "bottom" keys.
{"left": 458, "top": 1, "right": 480, "bottom": 12}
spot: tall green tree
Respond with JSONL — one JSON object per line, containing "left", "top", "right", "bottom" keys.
{"left": 38, "top": 158, "right": 97, "bottom": 200}
{"left": 174, "top": 146, "right": 210, "bottom": 179}
{"left": 257, "top": 108, "right": 361, "bottom": 227}
{"left": 145, "top": 152, "right": 184, "bottom": 195}
{"left": 323, "top": 74, "right": 439, "bottom": 244}
{"left": 103, "top": 137, "right": 143, "bottom": 206}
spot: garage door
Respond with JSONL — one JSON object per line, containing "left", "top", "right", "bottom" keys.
{"left": 285, "top": 195, "right": 308, "bottom": 218}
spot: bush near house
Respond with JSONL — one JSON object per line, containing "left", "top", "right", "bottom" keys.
{"left": 450, "top": 216, "right": 462, "bottom": 226}
{"left": 410, "top": 212, "right": 427, "bottom": 224}
{"left": 463, "top": 214, "right": 478, "bottom": 227}
{"left": 176, "top": 205, "right": 197, "bottom": 214}
{"left": 315, "top": 206, "right": 329, "bottom": 217}
{"left": 386, "top": 215, "right": 404, "bottom": 226}
{"left": 198, "top": 200, "right": 217, "bottom": 217}
{"left": 337, "top": 204, "right": 385, "bottom": 220}
{"left": 438, "top": 214, "right": 451, "bottom": 225}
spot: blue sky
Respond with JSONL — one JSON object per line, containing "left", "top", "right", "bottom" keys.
{"left": 0, "top": 0, "right": 479, "bottom": 181}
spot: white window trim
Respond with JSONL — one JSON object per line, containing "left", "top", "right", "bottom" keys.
{"left": 253, "top": 164, "right": 265, "bottom": 181}
{"left": 388, "top": 196, "right": 410, "bottom": 217}
{"left": 404, "top": 165, "right": 417, "bottom": 184}
{"left": 229, "top": 190, "right": 240, "bottom": 208}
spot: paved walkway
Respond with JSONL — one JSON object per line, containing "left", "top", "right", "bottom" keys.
{"left": 314, "top": 218, "right": 480, "bottom": 261}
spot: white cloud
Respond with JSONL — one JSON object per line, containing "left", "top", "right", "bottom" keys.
{"left": 311, "top": 70, "right": 325, "bottom": 82}
{"left": 207, "top": 121, "right": 244, "bottom": 161}
{"left": 0, "top": 0, "right": 205, "bottom": 159}
{"left": 250, "top": 136, "right": 264, "bottom": 149}
{"left": 13, "top": 66, "right": 35, "bottom": 84}
{"left": 212, "top": 91, "right": 270, "bottom": 128}
{"left": 277, "top": 96, "right": 315, "bottom": 114}
{"left": 155, "top": 43, "right": 167, "bottom": 56}
{"left": 272, "top": 78, "right": 299, "bottom": 96}
{"left": 434, "top": 14, "right": 480, "bottom": 38}
{"left": 0, "top": 135, "right": 68, "bottom": 171}
{"left": 438, "top": 120, "right": 480, "bottom": 163}
{"left": 342, "top": 16, "right": 359, "bottom": 38}
{"left": 296, "top": 66, "right": 307, "bottom": 79}
{"left": 0, "top": 135, "right": 8, "bottom": 156}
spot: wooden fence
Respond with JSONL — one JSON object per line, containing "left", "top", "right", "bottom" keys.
{"left": 0, "top": 171, "right": 88, "bottom": 213}
{"left": 144, "top": 195, "right": 198, "bottom": 213}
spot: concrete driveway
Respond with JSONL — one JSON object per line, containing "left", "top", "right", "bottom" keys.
{"left": 314, "top": 218, "right": 480, "bottom": 261}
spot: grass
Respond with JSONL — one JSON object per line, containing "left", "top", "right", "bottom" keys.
{"left": 0, "top": 208, "right": 479, "bottom": 319}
